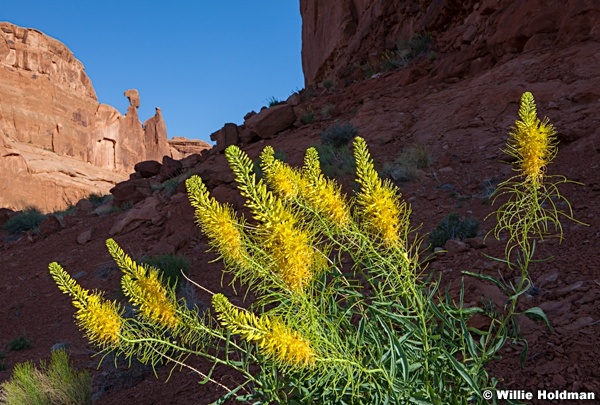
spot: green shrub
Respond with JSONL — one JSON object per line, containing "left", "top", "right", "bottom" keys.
{"left": 300, "top": 108, "right": 316, "bottom": 124}
{"left": 429, "top": 213, "right": 479, "bottom": 249}
{"left": 0, "top": 350, "right": 92, "bottom": 405}
{"left": 140, "top": 254, "right": 190, "bottom": 291}
{"left": 321, "top": 79, "right": 334, "bottom": 91}
{"left": 381, "top": 143, "right": 431, "bottom": 182}
{"left": 88, "top": 193, "right": 108, "bottom": 208}
{"left": 8, "top": 337, "right": 31, "bottom": 352}
{"left": 381, "top": 32, "right": 432, "bottom": 70}
{"left": 315, "top": 144, "right": 356, "bottom": 180}
{"left": 2, "top": 208, "right": 46, "bottom": 234}
{"left": 265, "top": 96, "right": 282, "bottom": 107}
{"left": 49, "top": 92, "right": 580, "bottom": 404}
{"left": 52, "top": 206, "right": 75, "bottom": 220}
{"left": 320, "top": 122, "right": 358, "bottom": 148}
{"left": 320, "top": 103, "right": 335, "bottom": 119}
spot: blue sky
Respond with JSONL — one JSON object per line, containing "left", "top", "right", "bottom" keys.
{"left": 3, "top": 1, "right": 304, "bottom": 143}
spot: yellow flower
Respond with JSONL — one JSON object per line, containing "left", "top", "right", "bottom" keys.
{"left": 106, "top": 239, "right": 179, "bottom": 329}
{"left": 261, "top": 146, "right": 304, "bottom": 200}
{"left": 212, "top": 294, "right": 315, "bottom": 367}
{"left": 353, "top": 137, "right": 407, "bottom": 247}
{"left": 75, "top": 294, "right": 123, "bottom": 346}
{"left": 186, "top": 175, "right": 248, "bottom": 268}
{"left": 301, "top": 147, "right": 351, "bottom": 228}
{"left": 505, "top": 92, "right": 557, "bottom": 188}
{"left": 49, "top": 262, "right": 122, "bottom": 346}
{"left": 225, "top": 145, "right": 316, "bottom": 292}
{"left": 122, "top": 270, "right": 179, "bottom": 329}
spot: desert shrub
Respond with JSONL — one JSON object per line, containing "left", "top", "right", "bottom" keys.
{"left": 140, "top": 254, "right": 190, "bottom": 291}
{"left": 48, "top": 92, "right": 580, "bottom": 404}
{"left": 0, "top": 350, "right": 92, "bottom": 405}
{"left": 321, "top": 79, "right": 334, "bottom": 91}
{"left": 315, "top": 144, "right": 356, "bottom": 180}
{"left": 265, "top": 96, "right": 282, "bottom": 107}
{"left": 300, "top": 108, "right": 316, "bottom": 124}
{"left": 428, "top": 213, "right": 480, "bottom": 248}
{"left": 8, "top": 337, "right": 31, "bottom": 352}
{"left": 381, "top": 143, "right": 431, "bottom": 182}
{"left": 381, "top": 32, "right": 432, "bottom": 70}
{"left": 2, "top": 208, "right": 46, "bottom": 234}
{"left": 320, "top": 122, "right": 358, "bottom": 148}
{"left": 52, "top": 206, "right": 75, "bottom": 220}
{"left": 88, "top": 192, "right": 107, "bottom": 208}
{"left": 320, "top": 103, "right": 335, "bottom": 119}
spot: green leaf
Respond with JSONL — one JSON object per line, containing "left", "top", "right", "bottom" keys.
{"left": 521, "top": 307, "right": 552, "bottom": 332}
{"left": 446, "top": 354, "right": 481, "bottom": 398}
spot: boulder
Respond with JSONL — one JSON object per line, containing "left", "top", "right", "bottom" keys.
{"left": 244, "top": 104, "right": 296, "bottom": 139}
{"left": 160, "top": 156, "right": 183, "bottom": 179}
{"left": 135, "top": 160, "right": 162, "bottom": 178}
{"left": 38, "top": 215, "right": 62, "bottom": 236}
{"left": 110, "top": 178, "right": 152, "bottom": 207}
{"left": 168, "top": 137, "right": 211, "bottom": 160}
{"left": 109, "top": 196, "right": 162, "bottom": 236}
{"left": 210, "top": 123, "right": 240, "bottom": 152}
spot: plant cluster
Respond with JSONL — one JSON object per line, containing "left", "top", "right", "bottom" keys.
{"left": 381, "top": 142, "right": 431, "bottom": 182}
{"left": 47, "top": 92, "right": 580, "bottom": 404}
{"left": 0, "top": 350, "right": 92, "bottom": 405}
{"left": 2, "top": 208, "right": 46, "bottom": 234}
{"left": 428, "top": 213, "right": 479, "bottom": 249}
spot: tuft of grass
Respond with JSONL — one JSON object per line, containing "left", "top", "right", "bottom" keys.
{"left": 88, "top": 193, "right": 108, "bottom": 208}
{"left": 381, "top": 32, "right": 432, "bottom": 71}
{"left": 8, "top": 336, "right": 32, "bottom": 352}
{"left": 140, "top": 255, "right": 191, "bottom": 291}
{"left": 265, "top": 96, "right": 283, "bottom": 108}
{"left": 300, "top": 108, "right": 316, "bottom": 125}
{"left": 52, "top": 206, "right": 75, "bottom": 220}
{"left": 315, "top": 144, "right": 356, "bottom": 181}
{"left": 0, "top": 350, "right": 92, "bottom": 405}
{"left": 321, "top": 79, "right": 334, "bottom": 91}
{"left": 428, "top": 213, "right": 479, "bottom": 249}
{"left": 320, "top": 123, "right": 358, "bottom": 149}
{"left": 381, "top": 143, "right": 431, "bottom": 182}
{"left": 2, "top": 208, "right": 46, "bottom": 234}
{"left": 320, "top": 103, "right": 335, "bottom": 119}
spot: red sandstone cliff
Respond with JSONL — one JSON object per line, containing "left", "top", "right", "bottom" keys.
{"left": 0, "top": 22, "right": 208, "bottom": 212}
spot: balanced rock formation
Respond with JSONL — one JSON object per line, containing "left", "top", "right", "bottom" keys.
{"left": 0, "top": 22, "right": 205, "bottom": 212}
{"left": 300, "top": 0, "right": 600, "bottom": 85}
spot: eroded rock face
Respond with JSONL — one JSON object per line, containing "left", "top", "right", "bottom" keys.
{"left": 0, "top": 22, "right": 204, "bottom": 211}
{"left": 300, "top": 0, "right": 600, "bottom": 85}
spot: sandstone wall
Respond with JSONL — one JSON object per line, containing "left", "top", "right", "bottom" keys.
{"left": 300, "top": 0, "right": 600, "bottom": 86}
{"left": 0, "top": 22, "right": 208, "bottom": 212}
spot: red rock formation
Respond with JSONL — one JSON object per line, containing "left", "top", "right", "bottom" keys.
{"left": 0, "top": 22, "right": 206, "bottom": 211}
{"left": 300, "top": 0, "right": 600, "bottom": 86}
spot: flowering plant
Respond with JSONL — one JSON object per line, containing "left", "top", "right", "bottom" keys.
{"left": 49, "top": 92, "right": 579, "bottom": 404}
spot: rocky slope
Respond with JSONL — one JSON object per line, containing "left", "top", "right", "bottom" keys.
{"left": 1, "top": 1, "right": 600, "bottom": 403}
{"left": 300, "top": 0, "right": 600, "bottom": 86}
{"left": 0, "top": 22, "right": 209, "bottom": 212}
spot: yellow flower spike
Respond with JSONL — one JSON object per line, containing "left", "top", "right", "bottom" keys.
{"left": 353, "top": 137, "right": 408, "bottom": 247}
{"left": 226, "top": 145, "right": 316, "bottom": 292}
{"left": 106, "top": 239, "right": 179, "bottom": 329}
{"left": 505, "top": 91, "right": 557, "bottom": 188}
{"left": 212, "top": 294, "right": 315, "bottom": 367}
{"left": 186, "top": 175, "right": 249, "bottom": 268}
{"left": 49, "top": 262, "right": 122, "bottom": 346}
{"left": 300, "top": 147, "right": 351, "bottom": 228}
